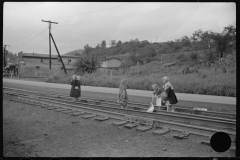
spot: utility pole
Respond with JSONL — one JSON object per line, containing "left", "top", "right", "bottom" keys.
{"left": 3, "top": 45, "right": 10, "bottom": 68}
{"left": 50, "top": 33, "right": 67, "bottom": 74}
{"left": 42, "top": 20, "right": 58, "bottom": 70}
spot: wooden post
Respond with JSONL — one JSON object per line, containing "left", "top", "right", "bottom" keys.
{"left": 42, "top": 20, "right": 58, "bottom": 70}
{"left": 50, "top": 33, "right": 67, "bottom": 74}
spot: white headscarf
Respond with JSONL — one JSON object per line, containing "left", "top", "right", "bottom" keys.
{"left": 72, "top": 74, "right": 77, "bottom": 80}
{"left": 77, "top": 76, "right": 80, "bottom": 81}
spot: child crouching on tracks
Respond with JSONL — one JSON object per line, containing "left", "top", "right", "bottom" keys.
{"left": 151, "top": 84, "right": 162, "bottom": 111}
{"left": 162, "top": 76, "right": 178, "bottom": 112}
{"left": 70, "top": 74, "right": 80, "bottom": 102}
{"left": 117, "top": 79, "right": 129, "bottom": 109}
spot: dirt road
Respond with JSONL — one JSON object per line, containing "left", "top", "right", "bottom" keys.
{"left": 3, "top": 98, "right": 235, "bottom": 157}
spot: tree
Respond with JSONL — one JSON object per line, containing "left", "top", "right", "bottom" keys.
{"left": 109, "top": 40, "right": 116, "bottom": 47}
{"left": 181, "top": 36, "right": 192, "bottom": 50}
{"left": 191, "top": 29, "right": 203, "bottom": 54}
{"left": 211, "top": 32, "right": 229, "bottom": 61}
{"left": 101, "top": 40, "right": 106, "bottom": 48}
{"left": 116, "top": 40, "right": 122, "bottom": 47}
{"left": 96, "top": 43, "right": 101, "bottom": 49}
{"left": 222, "top": 24, "right": 236, "bottom": 53}
{"left": 83, "top": 44, "right": 93, "bottom": 55}
{"left": 74, "top": 54, "right": 99, "bottom": 74}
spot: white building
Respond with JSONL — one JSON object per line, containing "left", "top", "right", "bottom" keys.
{"left": 100, "top": 58, "right": 122, "bottom": 68}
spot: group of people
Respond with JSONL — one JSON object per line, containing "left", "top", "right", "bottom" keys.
{"left": 4, "top": 64, "right": 18, "bottom": 77}
{"left": 70, "top": 74, "right": 178, "bottom": 112}
{"left": 116, "top": 76, "right": 178, "bottom": 112}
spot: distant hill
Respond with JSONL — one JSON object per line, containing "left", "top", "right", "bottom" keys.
{"left": 64, "top": 49, "right": 84, "bottom": 56}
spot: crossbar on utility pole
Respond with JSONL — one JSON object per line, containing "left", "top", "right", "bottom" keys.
{"left": 42, "top": 20, "right": 58, "bottom": 70}
{"left": 3, "top": 45, "right": 10, "bottom": 68}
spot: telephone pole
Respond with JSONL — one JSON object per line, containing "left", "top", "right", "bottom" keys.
{"left": 3, "top": 45, "right": 10, "bottom": 68}
{"left": 42, "top": 20, "right": 58, "bottom": 70}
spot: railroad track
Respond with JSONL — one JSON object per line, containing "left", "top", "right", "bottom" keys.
{"left": 3, "top": 87, "right": 236, "bottom": 145}
{"left": 3, "top": 87, "right": 236, "bottom": 119}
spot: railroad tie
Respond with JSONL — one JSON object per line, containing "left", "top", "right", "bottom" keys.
{"left": 124, "top": 115, "right": 139, "bottom": 129}
{"left": 173, "top": 134, "right": 188, "bottom": 140}
{"left": 200, "top": 139, "right": 211, "bottom": 146}
{"left": 152, "top": 121, "right": 171, "bottom": 136}
{"left": 47, "top": 106, "right": 59, "bottom": 110}
{"left": 55, "top": 108, "right": 68, "bottom": 112}
{"left": 152, "top": 128, "right": 170, "bottom": 136}
{"left": 94, "top": 116, "right": 109, "bottom": 121}
{"left": 136, "top": 118, "right": 154, "bottom": 132}
{"left": 61, "top": 110, "right": 76, "bottom": 114}
{"left": 95, "top": 102, "right": 101, "bottom": 105}
{"left": 41, "top": 104, "right": 49, "bottom": 108}
{"left": 72, "top": 111, "right": 85, "bottom": 116}
{"left": 82, "top": 114, "right": 96, "bottom": 119}
{"left": 112, "top": 120, "right": 128, "bottom": 126}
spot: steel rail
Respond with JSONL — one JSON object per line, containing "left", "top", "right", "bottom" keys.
{"left": 3, "top": 90, "right": 236, "bottom": 124}
{"left": 4, "top": 93, "right": 236, "bottom": 142}
{"left": 4, "top": 90, "right": 235, "bottom": 123}
{"left": 3, "top": 87, "right": 236, "bottom": 117}
{"left": 4, "top": 91, "right": 236, "bottom": 130}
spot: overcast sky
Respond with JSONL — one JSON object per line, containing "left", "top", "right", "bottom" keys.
{"left": 3, "top": 2, "right": 236, "bottom": 55}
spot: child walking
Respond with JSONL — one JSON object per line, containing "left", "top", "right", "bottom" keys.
{"left": 161, "top": 76, "right": 178, "bottom": 111}
{"left": 117, "top": 79, "right": 129, "bottom": 109}
{"left": 70, "top": 74, "right": 80, "bottom": 102}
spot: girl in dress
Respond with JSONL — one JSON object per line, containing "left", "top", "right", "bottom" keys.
{"left": 162, "top": 76, "right": 178, "bottom": 111}
{"left": 70, "top": 74, "right": 80, "bottom": 102}
{"left": 117, "top": 79, "right": 129, "bottom": 109}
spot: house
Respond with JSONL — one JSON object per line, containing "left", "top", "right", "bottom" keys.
{"left": 100, "top": 58, "right": 122, "bottom": 68}
{"left": 18, "top": 52, "right": 81, "bottom": 65}
{"left": 57, "top": 55, "right": 80, "bottom": 65}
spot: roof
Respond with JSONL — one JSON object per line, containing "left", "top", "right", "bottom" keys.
{"left": 100, "top": 58, "right": 121, "bottom": 61}
{"left": 20, "top": 52, "right": 81, "bottom": 59}
{"left": 21, "top": 53, "right": 58, "bottom": 59}
{"left": 58, "top": 55, "right": 81, "bottom": 58}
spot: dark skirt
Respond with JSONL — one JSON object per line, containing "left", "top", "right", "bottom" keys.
{"left": 166, "top": 88, "right": 178, "bottom": 104}
{"left": 70, "top": 80, "right": 80, "bottom": 98}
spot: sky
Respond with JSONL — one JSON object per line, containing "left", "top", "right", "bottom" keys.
{"left": 3, "top": 2, "right": 236, "bottom": 55}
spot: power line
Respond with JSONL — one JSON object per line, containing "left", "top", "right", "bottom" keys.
{"left": 57, "top": 3, "right": 176, "bottom": 26}
{"left": 8, "top": 23, "right": 45, "bottom": 45}
{"left": 19, "top": 28, "right": 48, "bottom": 46}
{"left": 57, "top": 6, "right": 147, "bottom": 26}
{"left": 57, "top": 3, "right": 198, "bottom": 27}
{"left": 50, "top": 2, "right": 134, "bottom": 20}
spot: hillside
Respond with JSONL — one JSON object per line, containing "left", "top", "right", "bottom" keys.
{"left": 64, "top": 49, "right": 84, "bottom": 56}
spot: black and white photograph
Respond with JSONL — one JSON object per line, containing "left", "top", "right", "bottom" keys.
{"left": 3, "top": 2, "right": 236, "bottom": 157}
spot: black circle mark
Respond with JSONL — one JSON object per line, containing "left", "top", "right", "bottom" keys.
{"left": 210, "top": 132, "right": 231, "bottom": 152}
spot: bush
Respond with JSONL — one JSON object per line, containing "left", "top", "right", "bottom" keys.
{"left": 189, "top": 52, "right": 198, "bottom": 62}
{"left": 182, "top": 66, "right": 190, "bottom": 74}
{"left": 176, "top": 54, "right": 185, "bottom": 60}
{"left": 201, "top": 74, "right": 207, "bottom": 79}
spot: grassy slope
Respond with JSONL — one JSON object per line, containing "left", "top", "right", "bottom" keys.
{"left": 18, "top": 49, "right": 236, "bottom": 97}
